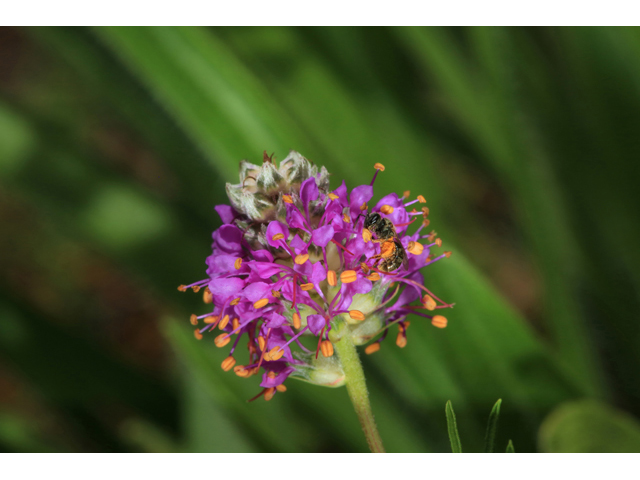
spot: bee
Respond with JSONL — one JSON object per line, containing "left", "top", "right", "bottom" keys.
{"left": 363, "top": 212, "right": 408, "bottom": 272}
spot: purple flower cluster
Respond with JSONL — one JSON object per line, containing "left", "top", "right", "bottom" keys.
{"left": 180, "top": 153, "right": 452, "bottom": 401}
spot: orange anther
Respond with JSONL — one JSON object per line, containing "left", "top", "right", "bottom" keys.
{"left": 327, "top": 270, "right": 337, "bottom": 287}
{"left": 422, "top": 295, "right": 436, "bottom": 311}
{"left": 276, "top": 384, "right": 287, "bottom": 392}
{"left": 192, "top": 286, "right": 201, "bottom": 293}
{"left": 417, "top": 195, "right": 426, "bottom": 203}
{"left": 204, "top": 315, "right": 218, "bottom": 324}
{"left": 254, "top": 298, "right": 269, "bottom": 309}
{"left": 258, "top": 336, "right": 266, "bottom": 351}
{"left": 425, "top": 255, "right": 434, "bottom": 263}
{"left": 362, "top": 228, "right": 372, "bottom": 243}
{"left": 300, "top": 283, "right": 314, "bottom": 291}
{"left": 267, "top": 371, "right": 277, "bottom": 379}
{"left": 360, "top": 202, "right": 368, "bottom": 211}
{"left": 234, "top": 258, "right": 243, "bottom": 270}
{"left": 396, "top": 332, "right": 407, "bottom": 348}
{"left": 435, "top": 238, "right": 442, "bottom": 247}
{"left": 190, "top": 314, "right": 198, "bottom": 326}
{"left": 230, "top": 297, "right": 240, "bottom": 306}
{"left": 194, "top": 329, "right": 203, "bottom": 340}
{"left": 292, "top": 312, "right": 301, "bottom": 329}
{"left": 423, "top": 207, "right": 430, "bottom": 216}
{"left": 444, "top": 251, "right": 452, "bottom": 258}
{"left": 432, "top": 315, "right": 448, "bottom": 329}
{"left": 365, "top": 343, "right": 381, "bottom": 355}
{"left": 403, "top": 190, "right": 411, "bottom": 198}
{"left": 328, "top": 193, "right": 339, "bottom": 200}
{"left": 219, "top": 315, "right": 230, "bottom": 329}
{"left": 340, "top": 270, "right": 358, "bottom": 283}
{"left": 221, "top": 356, "right": 236, "bottom": 371}
{"left": 367, "top": 272, "right": 381, "bottom": 281}
{"left": 214, "top": 334, "right": 230, "bottom": 347}
{"left": 349, "top": 310, "right": 366, "bottom": 321}
{"left": 343, "top": 213, "right": 351, "bottom": 223}
{"left": 380, "top": 205, "right": 394, "bottom": 215}
{"left": 295, "top": 254, "right": 309, "bottom": 265}
{"left": 272, "top": 290, "right": 281, "bottom": 298}
{"left": 178, "top": 285, "right": 187, "bottom": 292}
{"left": 360, "top": 263, "right": 370, "bottom": 274}
{"left": 320, "top": 340, "right": 334, "bottom": 357}
{"left": 374, "top": 163, "right": 385, "bottom": 171}
{"left": 282, "top": 194, "right": 293, "bottom": 204}
{"left": 407, "top": 241, "right": 424, "bottom": 255}
{"left": 423, "top": 219, "right": 431, "bottom": 227}
{"left": 232, "top": 317, "right": 240, "bottom": 330}
{"left": 266, "top": 347, "right": 285, "bottom": 361}
{"left": 264, "top": 387, "right": 276, "bottom": 401}
{"left": 272, "top": 233, "right": 285, "bottom": 241}
{"left": 234, "top": 365, "right": 251, "bottom": 378}
{"left": 203, "top": 288, "right": 212, "bottom": 304}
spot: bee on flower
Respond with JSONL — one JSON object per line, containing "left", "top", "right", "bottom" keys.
{"left": 179, "top": 151, "right": 453, "bottom": 402}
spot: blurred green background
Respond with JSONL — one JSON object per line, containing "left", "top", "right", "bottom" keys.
{"left": 1, "top": 26, "right": 640, "bottom": 453}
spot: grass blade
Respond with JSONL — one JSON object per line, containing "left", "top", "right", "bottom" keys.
{"left": 484, "top": 398, "right": 502, "bottom": 453}
{"left": 506, "top": 440, "right": 515, "bottom": 453}
{"left": 445, "top": 400, "right": 463, "bottom": 453}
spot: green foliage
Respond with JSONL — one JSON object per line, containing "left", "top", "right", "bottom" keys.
{"left": 0, "top": 26, "right": 639, "bottom": 452}
{"left": 506, "top": 440, "right": 515, "bottom": 453}
{"left": 484, "top": 398, "right": 502, "bottom": 453}
{"left": 445, "top": 400, "right": 463, "bottom": 453}
{"left": 539, "top": 400, "right": 640, "bottom": 453}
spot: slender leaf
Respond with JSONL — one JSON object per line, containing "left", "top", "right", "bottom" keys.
{"left": 484, "top": 398, "right": 502, "bottom": 453}
{"left": 445, "top": 400, "right": 463, "bottom": 453}
{"left": 506, "top": 440, "right": 515, "bottom": 453}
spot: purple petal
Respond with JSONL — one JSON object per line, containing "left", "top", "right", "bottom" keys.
{"left": 310, "top": 262, "right": 327, "bottom": 284}
{"left": 290, "top": 234, "right": 308, "bottom": 255}
{"left": 311, "top": 224, "right": 334, "bottom": 248}
{"left": 242, "top": 282, "right": 272, "bottom": 302}
{"left": 214, "top": 205, "right": 237, "bottom": 224}
{"left": 252, "top": 249, "right": 274, "bottom": 263}
{"left": 246, "top": 262, "right": 284, "bottom": 279}
{"left": 208, "top": 277, "right": 245, "bottom": 297}
{"left": 350, "top": 184, "right": 374, "bottom": 210}
{"left": 307, "top": 314, "right": 326, "bottom": 335}
{"left": 286, "top": 204, "right": 308, "bottom": 230}
{"left": 300, "top": 177, "right": 319, "bottom": 207}
{"left": 212, "top": 225, "right": 243, "bottom": 254}
{"left": 266, "top": 221, "right": 289, "bottom": 248}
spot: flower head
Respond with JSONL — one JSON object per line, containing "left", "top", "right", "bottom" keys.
{"left": 179, "top": 151, "right": 453, "bottom": 401}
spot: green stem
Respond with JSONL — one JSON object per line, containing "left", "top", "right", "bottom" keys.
{"left": 334, "top": 332, "right": 386, "bottom": 453}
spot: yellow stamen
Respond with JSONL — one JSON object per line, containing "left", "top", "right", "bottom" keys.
{"left": 300, "top": 283, "right": 314, "bottom": 291}
{"left": 343, "top": 213, "right": 351, "bottom": 223}
{"left": 320, "top": 340, "right": 334, "bottom": 357}
{"left": 219, "top": 315, "right": 230, "bottom": 329}
{"left": 328, "top": 193, "right": 339, "bottom": 200}
{"left": 192, "top": 286, "right": 201, "bottom": 293}
{"left": 425, "top": 255, "right": 434, "bottom": 263}
{"left": 282, "top": 194, "right": 293, "bottom": 204}
{"left": 292, "top": 313, "right": 301, "bottom": 329}
{"left": 266, "top": 347, "right": 284, "bottom": 361}
{"left": 374, "top": 162, "right": 385, "bottom": 171}
{"left": 258, "top": 336, "right": 266, "bottom": 351}
{"left": 349, "top": 310, "right": 366, "bottom": 321}
{"left": 214, "top": 334, "right": 230, "bottom": 347}
{"left": 204, "top": 315, "right": 218, "bottom": 324}
{"left": 362, "top": 228, "right": 372, "bottom": 243}
{"left": 396, "top": 332, "right": 407, "bottom": 348}
{"left": 232, "top": 317, "right": 240, "bottom": 330}
{"left": 403, "top": 190, "right": 411, "bottom": 199}
{"left": 267, "top": 371, "right": 277, "bottom": 379}
{"left": 432, "top": 315, "right": 448, "bottom": 328}
{"left": 194, "top": 329, "right": 203, "bottom": 340}
{"left": 340, "top": 270, "right": 358, "bottom": 283}
{"left": 221, "top": 356, "right": 236, "bottom": 372}
{"left": 234, "top": 365, "right": 251, "bottom": 378}
{"left": 360, "top": 262, "right": 370, "bottom": 274}
{"left": 417, "top": 195, "right": 426, "bottom": 203}
{"left": 365, "top": 343, "right": 380, "bottom": 355}
{"left": 294, "top": 254, "right": 309, "bottom": 265}
{"left": 178, "top": 285, "right": 187, "bottom": 292}
{"left": 422, "top": 206, "right": 429, "bottom": 215}
{"left": 360, "top": 202, "right": 368, "bottom": 211}
{"left": 436, "top": 238, "right": 442, "bottom": 247}
{"left": 234, "top": 258, "right": 243, "bottom": 270}
{"left": 422, "top": 295, "right": 436, "bottom": 311}
{"left": 423, "top": 219, "right": 431, "bottom": 227}
{"left": 190, "top": 314, "right": 198, "bottom": 326}
{"left": 203, "top": 287, "right": 212, "bottom": 304}
{"left": 407, "top": 241, "right": 424, "bottom": 255}
{"left": 264, "top": 387, "right": 276, "bottom": 401}
{"left": 272, "top": 290, "right": 281, "bottom": 298}
{"left": 254, "top": 298, "right": 269, "bottom": 309}
{"left": 276, "top": 384, "right": 287, "bottom": 392}
{"left": 444, "top": 251, "right": 452, "bottom": 258}
{"left": 367, "top": 272, "right": 381, "bottom": 281}
{"left": 380, "top": 205, "right": 394, "bottom": 215}
{"left": 327, "top": 270, "right": 337, "bottom": 287}
{"left": 272, "top": 233, "right": 285, "bottom": 241}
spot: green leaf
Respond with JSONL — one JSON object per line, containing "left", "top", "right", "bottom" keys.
{"left": 484, "top": 398, "right": 502, "bottom": 453}
{"left": 539, "top": 400, "right": 640, "bottom": 453}
{"left": 506, "top": 440, "right": 515, "bottom": 453}
{"left": 445, "top": 400, "right": 463, "bottom": 453}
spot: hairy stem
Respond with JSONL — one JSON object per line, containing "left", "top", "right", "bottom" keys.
{"left": 334, "top": 331, "right": 385, "bottom": 453}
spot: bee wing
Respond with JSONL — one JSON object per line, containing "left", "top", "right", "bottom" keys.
{"left": 395, "top": 239, "right": 409, "bottom": 270}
